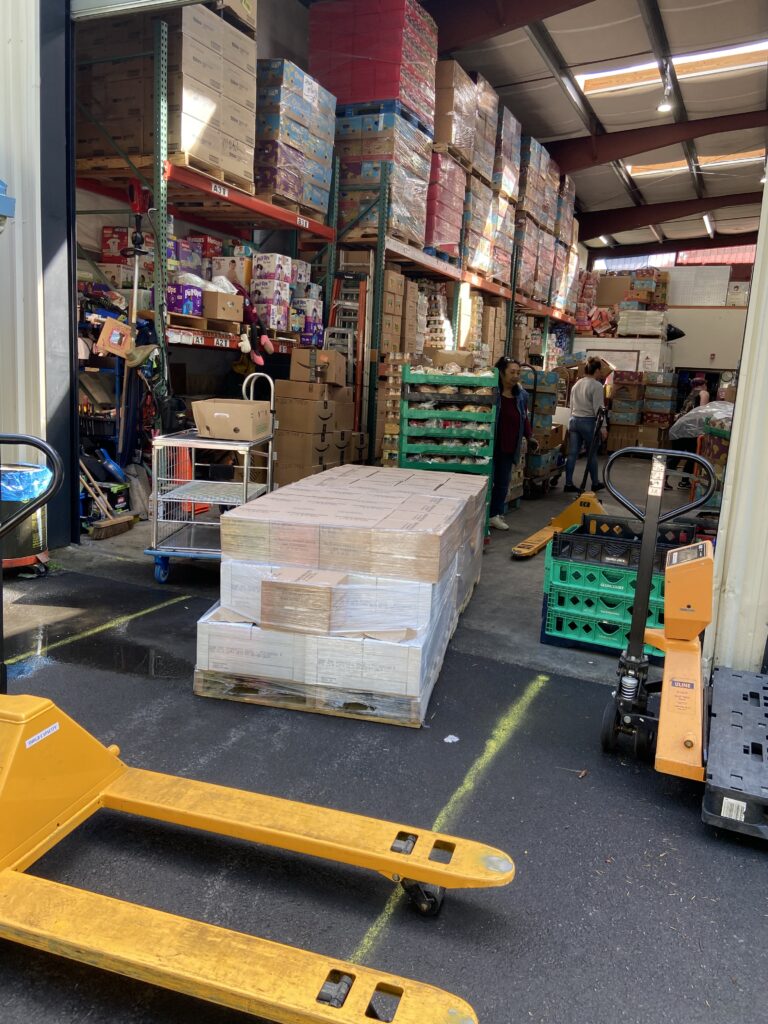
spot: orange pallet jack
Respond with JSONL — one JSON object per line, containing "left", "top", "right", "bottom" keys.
{"left": 598, "top": 448, "right": 768, "bottom": 841}
{"left": 511, "top": 408, "right": 606, "bottom": 559}
{"left": 0, "top": 435, "right": 514, "bottom": 1024}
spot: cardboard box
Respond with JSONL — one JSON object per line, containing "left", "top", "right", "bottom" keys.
{"left": 211, "top": 255, "right": 252, "bottom": 289}
{"left": 167, "top": 34, "right": 223, "bottom": 94}
{"left": 220, "top": 96, "right": 256, "bottom": 148}
{"left": 154, "top": 5, "right": 223, "bottom": 54}
{"left": 219, "top": 18, "right": 257, "bottom": 74}
{"left": 290, "top": 349, "right": 347, "bottom": 387}
{"left": 144, "top": 113, "right": 223, "bottom": 169}
{"left": 274, "top": 463, "right": 326, "bottom": 488}
{"left": 596, "top": 275, "right": 632, "bottom": 306}
{"left": 276, "top": 430, "right": 338, "bottom": 466}
{"left": 276, "top": 397, "right": 335, "bottom": 434}
{"left": 101, "top": 226, "right": 129, "bottom": 263}
{"left": 221, "top": 133, "right": 255, "bottom": 183}
{"left": 260, "top": 568, "right": 349, "bottom": 634}
{"left": 202, "top": 291, "right": 244, "bottom": 322}
{"left": 335, "top": 402, "right": 354, "bottom": 432}
{"left": 95, "top": 317, "right": 134, "bottom": 358}
{"left": 192, "top": 399, "right": 271, "bottom": 441}
{"left": 383, "top": 267, "right": 405, "bottom": 296}
{"left": 636, "top": 425, "right": 668, "bottom": 448}
{"left": 221, "top": 61, "right": 257, "bottom": 113}
{"left": 276, "top": 379, "right": 352, "bottom": 403}
{"left": 424, "top": 348, "right": 475, "bottom": 369}
{"left": 215, "top": 0, "right": 256, "bottom": 30}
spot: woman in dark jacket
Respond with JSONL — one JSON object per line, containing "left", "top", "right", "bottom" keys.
{"left": 489, "top": 356, "right": 537, "bottom": 531}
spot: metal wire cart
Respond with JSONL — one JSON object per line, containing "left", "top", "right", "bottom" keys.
{"left": 146, "top": 374, "right": 275, "bottom": 583}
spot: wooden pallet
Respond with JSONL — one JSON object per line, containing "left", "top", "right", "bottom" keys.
{"left": 77, "top": 151, "right": 255, "bottom": 195}
{"left": 168, "top": 152, "right": 255, "bottom": 195}
{"left": 254, "top": 192, "right": 326, "bottom": 223}
{"left": 431, "top": 143, "right": 472, "bottom": 172}
{"left": 212, "top": 0, "right": 257, "bottom": 38}
{"left": 193, "top": 668, "right": 431, "bottom": 728}
{"left": 470, "top": 166, "right": 494, "bottom": 190}
{"left": 162, "top": 311, "right": 242, "bottom": 336}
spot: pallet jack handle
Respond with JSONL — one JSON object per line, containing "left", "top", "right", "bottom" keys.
{"left": 603, "top": 446, "right": 716, "bottom": 668}
{"left": 603, "top": 447, "right": 717, "bottom": 524}
{"left": 0, "top": 434, "right": 64, "bottom": 695}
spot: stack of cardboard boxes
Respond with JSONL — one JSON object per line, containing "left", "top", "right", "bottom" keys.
{"left": 401, "top": 279, "right": 427, "bottom": 354}
{"left": 78, "top": 7, "right": 258, "bottom": 189}
{"left": 378, "top": 352, "right": 410, "bottom": 465}
{"left": 470, "top": 74, "right": 499, "bottom": 184}
{"left": 493, "top": 107, "right": 521, "bottom": 201}
{"left": 640, "top": 370, "right": 677, "bottom": 445}
{"left": 425, "top": 151, "right": 465, "bottom": 259}
{"left": 607, "top": 371, "right": 644, "bottom": 450}
{"left": 433, "top": 60, "right": 476, "bottom": 164}
{"left": 195, "top": 465, "right": 487, "bottom": 726}
{"left": 274, "top": 349, "right": 362, "bottom": 486}
{"left": 380, "top": 267, "right": 405, "bottom": 354}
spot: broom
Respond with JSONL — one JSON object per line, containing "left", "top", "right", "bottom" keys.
{"left": 79, "top": 459, "right": 134, "bottom": 539}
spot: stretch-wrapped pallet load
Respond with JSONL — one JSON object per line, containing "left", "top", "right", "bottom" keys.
{"left": 401, "top": 278, "right": 427, "bottom": 354}
{"left": 470, "top": 73, "right": 499, "bottom": 184}
{"left": 465, "top": 174, "right": 495, "bottom": 276}
{"left": 556, "top": 175, "right": 576, "bottom": 245}
{"left": 337, "top": 113, "right": 432, "bottom": 245}
{"left": 255, "top": 59, "right": 336, "bottom": 218}
{"left": 78, "top": 6, "right": 257, "bottom": 188}
{"left": 575, "top": 270, "right": 599, "bottom": 334}
{"left": 309, "top": 0, "right": 438, "bottom": 134}
{"left": 534, "top": 230, "right": 555, "bottom": 303}
{"left": 514, "top": 213, "right": 540, "bottom": 297}
{"left": 518, "top": 136, "right": 552, "bottom": 227}
{"left": 617, "top": 309, "right": 668, "bottom": 337}
{"left": 434, "top": 60, "right": 476, "bottom": 165}
{"left": 425, "top": 151, "right": 465, "bottom": 258}
{"left": 493, "top": 107, "right": 522, "bottom": 200}
{"left": 491, "top": 194, "right": 515, "bottom": 284}
{"left": 195, "top": 466, "right": 487, "bottom": 725}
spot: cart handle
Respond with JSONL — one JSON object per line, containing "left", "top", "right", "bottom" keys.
{"left": 603, "top": 446, "right": 717, "bottom": 524}
{"left": 0, "top": 435, "right": 64, "bottom": 541}
{"left": 241, "top": 372, "right": 275, "bottom": 412}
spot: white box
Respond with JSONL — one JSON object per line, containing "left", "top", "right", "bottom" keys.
{"left": 211, "top": 255, "right": 252, "bottom": 289}
{"left": 250, "top": 278, "right": 291, "bottom": 305}
{"left": 252, "top": 253, "right": 292, "bottom": 281}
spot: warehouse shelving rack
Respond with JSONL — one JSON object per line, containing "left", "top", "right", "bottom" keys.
{"left": 75, "top": 19, "right": 339, "bottom": 369}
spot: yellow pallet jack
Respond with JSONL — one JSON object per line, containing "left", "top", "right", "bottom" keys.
{"left": 511, "top": 408, "right": 606, "bottom": 560}
{"left": 598, "top": 448, "right": 768, "bottom": 841}
{"left": 0, "top": 435, "right": 514, "bottom": 1024}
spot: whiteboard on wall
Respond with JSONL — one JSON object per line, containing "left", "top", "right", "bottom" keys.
{"left": 668, "top": 266, "right": 730, "bottom": 306}
{"left": 586, "top": 348, "right": 640, "bottom": 371}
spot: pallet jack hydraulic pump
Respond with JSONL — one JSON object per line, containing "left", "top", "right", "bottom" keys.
{"left": 598, "top": 447, "right": 768, "bottom": 841}
{"left": 0, "top": 435, "right": 514, "bottom": 1024}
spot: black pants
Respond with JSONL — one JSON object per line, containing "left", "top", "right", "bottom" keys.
{"left": 668, "top": 437, "right": 697, "bottom": 476}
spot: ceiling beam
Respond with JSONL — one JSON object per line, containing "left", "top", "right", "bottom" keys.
{"left": 422, "top": 0, "right": 594, "bottom": 53}
{"left": 579, "top": 192, "right": 763, "bottom": 240}
{"left": 637, "top": 0, "right": 705, "bottom": 199}
{"left": 587, "top": 230, "right": 758, "bottom": 264}
{"left": 547, "top": 111, "right": 768, "bottom": 173}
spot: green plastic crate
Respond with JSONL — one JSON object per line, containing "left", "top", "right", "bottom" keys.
{"left": 544, "top": 602, "right": 663, "bottom": 657}
{"left": 546, "top": 586, "right": 664, "bottom": 628}
{"left": 544, "top": 544, "right": 665, "bottom": 601}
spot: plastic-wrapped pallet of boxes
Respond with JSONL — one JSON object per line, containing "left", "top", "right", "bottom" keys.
{"left": 434, "top": 60, "right": 476, "bottom": 165}
{"left": 470, "top": 73, "right": 499, "bottom": 184}
{"left": 195, "top": 465, "right": 487, "bottom": 726}
{"left": 641, "top": 370, "right": 677, "bottom": 441}
{"left": 78, "top": 6, "right": 257, "bottom": 188}
{"left": 379, "top": 350, "right": 410, "bottom": 466}
{"left": 255, "top": 59, "right": 336, "bottom": 219}
{"left": 575, "top": 270, "right": 599, "bottom": 334}
{"left": 514, "top": 214, "right": 539, "bottom": 298}
{"left": 521, "top": 369, "right": 562, "bottom": 470}
{"left": 425, "top": 151, "right": 465, "bottom": 258}
{"left": 519, "top": 136, "right": 550, "bottom": 227}
{"left": 556, "top": 175, "right": 576, "bottom": 245}
{"left": 423, "top": 282, "right": 455, "bottom": 350}
{"left": 337, "top": 113, "right": 432, "bottom": 246}
{"left": 309, "top": 0, "right": 438, "bottom": 134}
{"left": 542, "top": 160, "right": 560, "bottom": 236}
{"left": 493, "top": 107, "right": 521, "bottom": 200}
{"left": 273, "top": 348, "right": 358, "bottom": 487}
{"left": 401, "top": 278, "right": 427, "bottom": 354}
{"left": 492, "top": 194, "right": 515, "bottom": 284}
{"left": 465, "top": 175, "right": 495, "bottom": 276}
{"left": 535, "top": 230, "right": 556, "bottom": 303}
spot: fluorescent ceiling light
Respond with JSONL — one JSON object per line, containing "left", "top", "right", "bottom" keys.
{"left": 599, "top": 235, "right": 610, "bottom": 245}
{"left": 657, "top": 98, "right": 673, "bottom": 112}
{"left": 703, "top": 214, "right": 714, "bottom": 238}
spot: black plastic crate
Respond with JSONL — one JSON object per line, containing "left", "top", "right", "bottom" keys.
{"left": 583, "top": 515, "right": 705, "bottom": 547}
{"left": 551, "top": 530, "right": 672, "bottom": 572}
{"left": 702, "top": 667, "right": 768, "bottom": 840}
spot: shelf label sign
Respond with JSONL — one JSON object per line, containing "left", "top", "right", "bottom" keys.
{"left": 211, "top": 182, "right": 229, "bottom": 198}
{"left": 213, "top": 336, "right": 231, "bottom": 348}
{"left": 296, "top": 216, "right": 310, "bottom": 230}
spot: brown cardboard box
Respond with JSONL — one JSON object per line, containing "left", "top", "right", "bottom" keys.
{"left": 383, "top": 268, "right": 404, "bottom": 295}
{"left": 595, "top": 275, "right": 631, "bottom": 306}
{"left": 275, "top": 397, "right": 335, "bottom": 434}
{"left": 277, "top": 380, "right": 340, "bottom": 402}
{"left": 145, "top": 114, "right": 222, "bottom": 168}
{"left": 261, "top": 568, "right": 348, "bottom": 633}
{"left": 718, "top": 385, "right": 737, "bottom": 402}
{"left": 276, "top": 430, "right": 337, "bottom": 466}
{"left": 380, "top": 331, "right": 401, "bottom": 354}
{"left": 215, "top": 0, "right": 256, "bottom": 30}
{"left": 220, "top": 96, "right": 256, "bottom": 148}
{"left": 192, "top": 399, "right": 271, "bottom": 441}
{"left": 96, "top": 318, "right": 135, "bottom": 358}
{"left": 167, "top": 34, "right": 223, "bottom": 93}
{"left": 153, "top": 5, "right": 223, "bottom": 53}
{"left": 218, "top": 18, "right": 256, "bottom": 73}
{"left": 221, "top": 61, "right": 256, "bottom": 113}
{"left": 335, "top": 403, "right": 355, "bottom": 432}
{"left": 383, "top": 291, "right": 403, "bottom": 316}
{"left": 611, "top": 382, "right": 644, "bottom": 402}
{"left": 274, "top": 463, "right": 326, "bottom": 488}
{"left": 435, "top": 59, "right": 474, "bottom": 89}
{"left": 290, "top": 348, "right": 347, "bottom": 388}
{"left": 636, "top": 425, "right": 668, "bottom": 448}
{"left": 607, "top": 425, "right": 638, "bottom": 453}
{"left": 424, "top": 348, "right": 476, "bottom": 369}
{"left": 80, "top": 118, "right": 144, "bottom": 158}
{"left": 221, "top": 133, "right": 255, "bottom": 183}
{"left": 144, "top": 74, "right": 222, "bottom": 131}
{"left": 202, "top": 291, "right": 244, "bottom": 322}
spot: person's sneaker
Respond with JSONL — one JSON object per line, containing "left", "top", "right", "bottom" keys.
{"left": 664, "top": 481, "right": 673, "bottom": 491}
{"left": 678, "top": 479, "right": 690, "bottom": 490}
{"left": 563, "top": 484, "right": 578, "bottom": 493}
{"left": 592, "top": 483, "right": 605, "bottom": 492}
{"left": 489, "top": 515, "right": 510, "bottom": 531}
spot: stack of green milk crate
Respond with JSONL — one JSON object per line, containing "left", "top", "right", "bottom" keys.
{"left": 398, "top": 365, "right": 499, "bottom": 531}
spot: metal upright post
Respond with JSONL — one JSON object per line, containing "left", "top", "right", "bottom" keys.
{"left": 367, "top": 160, "right": 389, "bottom": 462}
{"left": 323, "top": 156, "right": 340, "bottom": 325}
{"left": 153, "top": 19, "right": 169, "bottom": 386}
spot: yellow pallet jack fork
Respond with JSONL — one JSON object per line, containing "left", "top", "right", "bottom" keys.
{"left": 0, "top": 436, "right": 513, "bottom": 1023}
{"left": 511, "top": 408, "right": 606, "bottom": 560}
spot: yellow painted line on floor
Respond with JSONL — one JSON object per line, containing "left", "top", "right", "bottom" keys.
{"left": 350, "top": 673, "right": 549, "bottom": 965}
{"left": 6, "top": 595, "right": 192, "bottom": 665}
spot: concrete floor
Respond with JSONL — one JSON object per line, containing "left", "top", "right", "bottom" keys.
{"left": 2, "top": 456, "right": 764, "bottom": 1024}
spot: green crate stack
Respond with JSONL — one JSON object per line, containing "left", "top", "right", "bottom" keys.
{"left": 543, "top": 539, "right": 666, "bottom": 656}
{"left": 399, "top": 366, "right": 498, "bottom": 530}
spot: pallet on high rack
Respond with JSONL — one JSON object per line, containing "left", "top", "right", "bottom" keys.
{"left": 398, "top": 365, "right": 498, "bottom": 529}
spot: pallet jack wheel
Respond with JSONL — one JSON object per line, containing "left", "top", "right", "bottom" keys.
{"left": 633, "top": 725, "right": 656, "bottom": 763}
{"left": 401, "top": 879, "right": 446, "bottom": 917}
{"left": 154, "top": 558, "right": 170, "bottom": 584}
{"left": 600, "top": 701, "right": 620, "bottom": 753}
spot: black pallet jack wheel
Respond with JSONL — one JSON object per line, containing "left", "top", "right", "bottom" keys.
{"left": 600, "top": 701, "right": 620, "bottom": 753}
{"left": 400, "top": 879, "right": 446, "bottom": 917}
{"left": 633, "top": 725, "right": 656, "bottom": 763}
